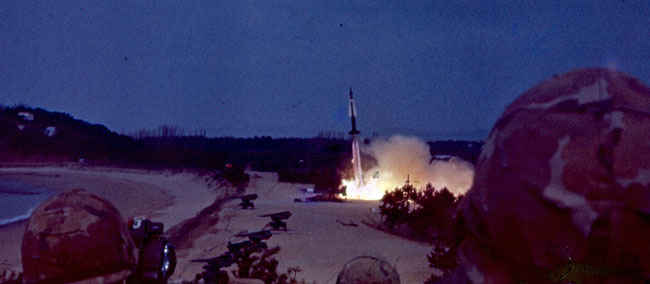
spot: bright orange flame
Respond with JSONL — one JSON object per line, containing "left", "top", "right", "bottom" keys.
{"left": 340, "top": 171, "right": 404, "bottom": 200}
{"left": 341, "top": 178, "right": 384, "bottom": 200}
{"left": 341, "top": 167, "right": 470, "bottom": 200}
{"left": 340, "top": 135, "right": 475, "bottom": 200}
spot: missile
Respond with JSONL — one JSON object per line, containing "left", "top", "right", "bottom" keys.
{"left": 348, "top": 88, "right": 360, "bottom": 135}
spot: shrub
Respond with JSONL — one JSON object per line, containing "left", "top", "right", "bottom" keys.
{"left": 378, "top": 183, "right": 465, "bottom": 283}
{"left": 379, "top": 183, "right": 416, "bottom": 229}
{"left": 379, "top": 183, "right": 459, "bottom": 239}
{"left": 234, "top": 246, "right": 306, "bottom": 284}
{"left": 221, "top": 164, "right": 250, "bottom": 190}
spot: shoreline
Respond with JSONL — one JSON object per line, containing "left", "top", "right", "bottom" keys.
{"left": 0, "top": 210, "right": 34, "bottom": 228}
{"left": 0, "top": 176, "right": 58, "bottom": 227}
{"left": 0, "top": 166, "right": 228, "bottom": 275}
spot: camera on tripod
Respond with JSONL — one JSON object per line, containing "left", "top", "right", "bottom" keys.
{"left": 127, "top": 217, "right": 177, "bottom": 284}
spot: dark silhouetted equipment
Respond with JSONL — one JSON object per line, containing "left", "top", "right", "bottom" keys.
{"left": 336, "top": 219, "right": 359, "bottom": 227}
{"left": 128, "top": 217, "right": 177, "bottom": 284}
{"left": 239, "top": 193, "right": 258, "bottom": 209}
{"left": 235, "top": 230, "right": 272, "bottom": 243}
{"left": 259, "top": 211, "right": 292, "bottom": 231}
{"left": 227, "top": 239, "right": 268, "bottom": 257}
{"left": 348, "top": 88, "right": 360, "bottom": 135}
{"left": 192, "top": 230, "right": 273, "bottom": 283}
{"left": 191, "top": 254, "right": 233, "bottom": 283}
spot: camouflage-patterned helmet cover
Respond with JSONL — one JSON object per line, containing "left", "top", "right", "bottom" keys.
{"left": 21, "top": 189, "right": 138, "bottom": 283}
{"left": 336, "top": 256, "right": 400, "bottom": 284}
{"left": 454, "top": 68, "right": 650, "bottom": 282}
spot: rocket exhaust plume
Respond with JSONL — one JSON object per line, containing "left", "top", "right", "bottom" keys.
{"left": 348, "top": 88, "right": 364, "bottom": 188}
{"left": 351, "top": 136, "right": 363, "bottom": 188}
{"left": 342, "top": 135, "right": 475, "bottom": 200}
{"left": 342, "top": 89, "right": 473, "bottom": 200}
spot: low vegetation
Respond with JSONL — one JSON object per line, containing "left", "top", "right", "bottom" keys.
{"left": 378, "top": 183, "right": 465, "bottom": 283}
{"left": 233, "top": 246, "right": 306, "bottom": 284}
{"left": 187, "top": 246, "right": 308, "bottom": 284}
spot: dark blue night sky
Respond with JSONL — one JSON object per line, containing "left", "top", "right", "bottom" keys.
{"left": 2, "top": 1, "right": 649, "bottom": 140}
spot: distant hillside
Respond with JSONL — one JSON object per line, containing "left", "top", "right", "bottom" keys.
{"left": 428, "top": 140, "right": 483, "bottom": 164}
{"left": 0, "top": 105, "right": 482, "bottom": 189}
{"left": 0, "top": 105, "right": 354, "bottom": 182}
{"left": 0, "top": 105, "right": 134, "bottom": 163}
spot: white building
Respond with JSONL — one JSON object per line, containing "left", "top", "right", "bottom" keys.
{"left": 44, "top": 126, "right": 57, "bottom": 137}
{"left": 18, "top": 112, "right": 34, "bottom": 121}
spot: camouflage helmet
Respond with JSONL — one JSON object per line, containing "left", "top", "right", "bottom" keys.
{"left": 21, "top": 189, "right": 138, "bottom": 283}
{"left": 336, "top": 256, "right": 400, "bottom": 284}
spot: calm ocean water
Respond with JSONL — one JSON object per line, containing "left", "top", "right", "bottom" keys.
{"left": 0, "top": 179, "right": 53, "bottom": 226}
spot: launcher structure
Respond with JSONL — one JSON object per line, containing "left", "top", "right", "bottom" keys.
{"left": 348, "top": 88, "right": 364, "bottom": 188}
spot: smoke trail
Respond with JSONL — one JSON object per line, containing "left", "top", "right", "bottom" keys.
{"left": 351, "top": 136, "right": 364, "bottom": 188}
{"left": 364, "top": 135, "right": 474, "bottom": 196}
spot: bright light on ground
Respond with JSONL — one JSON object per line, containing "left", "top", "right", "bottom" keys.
{"left": 340, "top": 176, "right": 393, "bottom": 201}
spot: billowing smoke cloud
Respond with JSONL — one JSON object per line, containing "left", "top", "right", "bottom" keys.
{"left": 363, "top": 135, "right": 474, "bottom": 196}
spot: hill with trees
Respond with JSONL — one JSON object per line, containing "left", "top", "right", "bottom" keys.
{"left": 1, "top": 105, "right": 482, "bottom": 191}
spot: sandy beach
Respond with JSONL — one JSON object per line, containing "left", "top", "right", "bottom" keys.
{"left": 0, "top": 167, "right": 433, "bottom": 283}
{"left": 0, "top": 166, "right": 225, "bottom": 277}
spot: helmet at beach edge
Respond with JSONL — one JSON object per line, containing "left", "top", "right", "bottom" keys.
{"left": 21, "top": 188, "right": 138, "bottom": 283}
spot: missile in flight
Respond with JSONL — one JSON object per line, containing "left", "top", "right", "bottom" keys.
{"left": 348, "top": 88, "right": 360, "bottom": 135}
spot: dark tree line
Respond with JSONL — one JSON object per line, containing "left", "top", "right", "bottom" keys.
{"left": 0, "top": 106, "right": 355, "bottom": 187}
{"left": 428, "top": 140, "right": 483, "bottom": 164}
{"left": 1, "top": 105, "right": 481, "bottom": 191}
